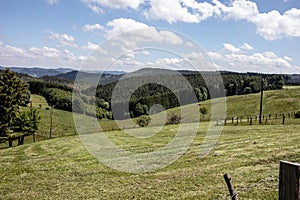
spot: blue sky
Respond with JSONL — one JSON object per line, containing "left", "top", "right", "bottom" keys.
{"left": 0, "top": 0, "right": 300, "bottom": 73}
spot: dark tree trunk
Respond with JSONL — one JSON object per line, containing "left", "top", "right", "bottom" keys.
{"left": 8, "top": 139, "right": 12, "bottom": 147}
{"left": 17, "top": 136, "right": 25, "bottom": 145}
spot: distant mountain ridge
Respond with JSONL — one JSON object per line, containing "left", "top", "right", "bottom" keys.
{"left": 0, "top": 66, "right": 73, "bottom": 77}
{"left": 55, "top": 70, "right": 124, "bottom": 84}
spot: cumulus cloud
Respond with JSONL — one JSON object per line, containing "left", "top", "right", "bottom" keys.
{"left": 79, "top": 0, "right": 300, "bottom": 40}
{"left": 250, "top": 8, "right": 300, "bottom": 40}
{"left": 223, "top": 43, "right": 241, "bottom": 53}
{"left": 144, "top": 0, "right": 220, "bottom": 23}
{"left": 213, "top": 0, "right": 300, "bottom": 40}
{"left": 240, "top": 42, "right": 253, "bottom": 51}
{"left": 143, "top": 0, "right": 300, "bottom": 40}
{"left": 48, "top": 31, "right": 77, "bottom": 48}
{"left": 106, "top": 18, "right": 150, "bottom": 38}
{"left": 210, "top": 47, "right": 300, "bottom": 73}
{"left": 83, "top": 23, "right": 104, "bottom": 32}
{"left": 214, "top": 0, "right": 258, "bottom": 20}
{"left": 105, "top": 18, "right": 183, "bottom": 45}
{"left": 0, "top": 44, "right": 81, "bottom": 68}
{"left": 82, "top": 0, "right": 144, "bottom": 13}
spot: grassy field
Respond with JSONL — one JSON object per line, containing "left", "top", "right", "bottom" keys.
{"left": 1, "top": 121, "right": 300, "bottom": 199}
{"left": 0, "top": 87, "right": 300, "bottom": 199}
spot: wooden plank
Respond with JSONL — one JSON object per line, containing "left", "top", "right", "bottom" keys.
{"left": 279, "top": 160, "right": 300, "bottom": 200}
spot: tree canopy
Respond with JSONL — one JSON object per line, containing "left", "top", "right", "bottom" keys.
{"left": 0, "top": 69, "right": 29, "bottom": 136}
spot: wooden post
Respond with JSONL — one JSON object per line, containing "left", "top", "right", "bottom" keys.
{"left": 30, "top": 101, "right": 36, "bottom": 143}
{"left": 282, "top": 113, "right": 286, "bottom": 125}
{"left": 224, "top": 119, "right": 227, "bottom": 125}
{"left": 49, "top": 105, "right": 54, "bottom": 139}
{"left": 259, "top": 77, "right": 264, "bottom": 125}
{"left": 224, "top": 174, "right": 238, "bottom": 200}
{"left": 250, "top": 117, "right": 253, "bottom": 125}
{"left": 279, "top": 161, "right": 300, "bottom": 200}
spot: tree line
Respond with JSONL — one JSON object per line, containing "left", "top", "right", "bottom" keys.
{"left": 24, "top": 69, "right": 285, "bottom": 120}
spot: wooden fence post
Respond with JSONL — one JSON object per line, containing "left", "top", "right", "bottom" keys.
{"left": 279, "top": 161, "right": 300, "bottom": 200}
{"left": 282, "top": 113, "right": 286, "bottom": 125}
{"left": 224, "top": 174, "right": 238, "bottom": 200}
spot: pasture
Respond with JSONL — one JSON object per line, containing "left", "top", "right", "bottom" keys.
{"left": 0, "top": 87, "right": 300, "bottom": 199}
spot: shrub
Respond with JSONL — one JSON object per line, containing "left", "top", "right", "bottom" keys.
{"left": 295, "top": 111, "right": 300, "bottom": 118}
{"left": 166, "top": 113, "right": 181, "bottom": 125}
{"left": 136, "top": 115, "right": 151, "bottom": 127}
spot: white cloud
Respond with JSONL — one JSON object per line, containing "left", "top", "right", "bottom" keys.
{"left": 81, "top": 42, "right": 108, "bottom": 55}
{"left": 213, "top": 0, "right": 300, "bottom": 40}
{"left": 214, "top": 0, "right": 258, "bottom": 20}
{"left": 223, "top": 43, "right": 241, "bottom": 53}
{"left": 48, "top": 31, "right": 77, "bottom": 48}
{"left": 210, "top": 47, "right": 300, "bottom": 73}
{"left": 106, "top": 18, "right": 150, "bottom": 38}
{"left": 86, "top": 4, "right": 103, "bottom": 14}
{"left": 105, "top": 18, "right": 183, "bottom": 45}
{"left": 0, "top": 44, "right": 81, "bottom": 68}
{"left": 144, "top": 0, "right": 220, "bottom": 23}
{"left": 284, "top": 56, "right": 293, "bottom": 61}
{"left": 46, "top": 0, "right": 60, "bottom": 5}
{"left": 82, "top": 0, "right": 144, "bottom": 13}
{"left": 142, "top": 0, "right": 300, "bottom": 40}
{"left": 83, "top": 23, "right": 104, "bottom": 32}
{"left": 240, "top": 42, "right": 253, "bottom": 51}
{"left": 250, "top": 8, "right": 300, "bottom": 40}
{"left": 82, "top": 42, "right": 99, "bottom": 51}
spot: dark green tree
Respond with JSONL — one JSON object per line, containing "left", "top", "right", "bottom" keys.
{"left": 12, "top": 109, "right": 41, "bottom": 145}
{"left": 199, "top": 106, "right": 208, "bottom": 120}
{"left": 0, "top": 69, "right": 29, "bottom": 137}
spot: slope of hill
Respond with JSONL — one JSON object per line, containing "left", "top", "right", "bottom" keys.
{"left": 1, "top": 87, "right": 300, "bottom": 198}
{"left": 55, "top": 70, "right": 123, "bottom": 84}
{"left": 0, "top": 117, "right": 299, "bottom": 199}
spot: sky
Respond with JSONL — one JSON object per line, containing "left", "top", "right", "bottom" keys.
{"left": 0, "top": 0, "right": 300, "bottom": 73}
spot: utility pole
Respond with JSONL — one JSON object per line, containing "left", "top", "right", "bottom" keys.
{"left": 259, "top": 77, "right": 264, "bottom": 125}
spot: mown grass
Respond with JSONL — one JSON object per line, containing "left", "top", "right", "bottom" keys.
{"left": 0, "top": 87, "right": 300, "bottom": 199}
{"left": 0, "top": 121, "right": 300, "bottom": 199}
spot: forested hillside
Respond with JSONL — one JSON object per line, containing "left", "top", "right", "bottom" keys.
{"left": 1, "top": 68, "right": 285, "bottom": 120}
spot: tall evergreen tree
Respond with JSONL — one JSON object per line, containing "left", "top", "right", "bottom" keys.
{"left": 0, "top": 68, "right": 28, "bottom": 137}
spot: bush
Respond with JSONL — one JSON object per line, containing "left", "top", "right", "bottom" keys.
{"left": 295, "top": 111, "right": 300, "bottom": 118}
{"left": 166, "top": 113, "right": 181, "bottom": 125}
{"left": 136, "top": 115, "right": 151, "bottom": 127}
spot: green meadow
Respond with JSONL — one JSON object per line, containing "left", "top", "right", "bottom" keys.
{"left": 1, "top": 86, "right": 300, "bottom": 199}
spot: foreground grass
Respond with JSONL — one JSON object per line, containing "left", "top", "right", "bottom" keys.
{"left": 1, "top": 121, "right": 300, "bottom": 199}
